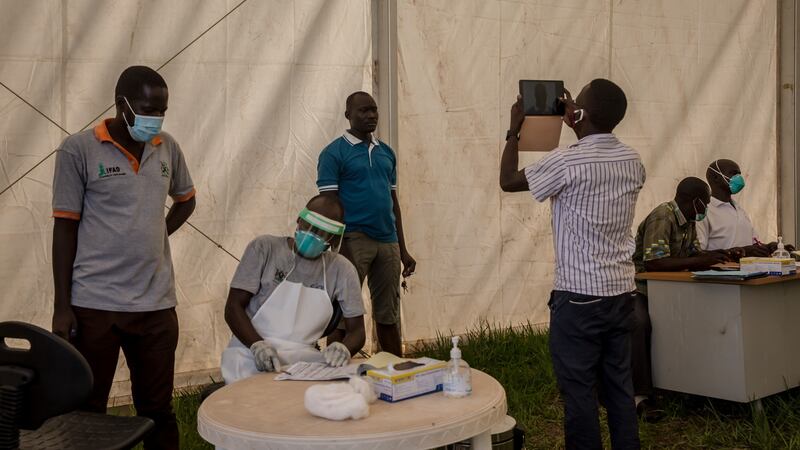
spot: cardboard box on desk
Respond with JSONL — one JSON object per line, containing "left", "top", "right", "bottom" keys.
{"left": 740, "top": 257, "right": 797, "bottom": 276}
{"left": 366, "top": 357, "right": 446, "bottom": 402}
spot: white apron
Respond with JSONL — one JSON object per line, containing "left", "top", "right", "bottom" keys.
{"left": 221, "top": 255, "right": 334, "bottom": 384}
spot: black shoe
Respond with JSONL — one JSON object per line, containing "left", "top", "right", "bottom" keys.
{"left": 636, "top": 399, "right": 665, "bottom": 423}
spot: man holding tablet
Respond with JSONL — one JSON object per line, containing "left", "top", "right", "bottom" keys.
{"left": 500, "top": 79, "right": 645, "bottom": 449}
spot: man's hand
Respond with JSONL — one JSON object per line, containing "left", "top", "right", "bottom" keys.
{"left": 722, "top": 247, "right": 746, "bottom": 261}
{"left": 765, "top": 241, "right": 795, "bottom": 253}
{"left": 745, "top": 244, "right": 771, "bottom": 257}
{"left": 52, "top": 306, "right": 77, "bottom": 341}
{"left": 250, "top": 340, "right": 281, "bottom": 372}
{"left": 695, "top": 251, "right": 730, "bottom": 269}
{"left": 323, "top": 341, "right": 350, "bottom": 367}
{"left": 401, "top": 250, "right": 416, "bottom": 278}
{"left": 509, "top": 95, "right": 524, "bottom": 135}
{"left": 559, "top": 88, "right": 577, "bottom": 127}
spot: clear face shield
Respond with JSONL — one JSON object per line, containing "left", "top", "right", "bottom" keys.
{"left": 294, "top": 208, "right": 346, "bottom": 258}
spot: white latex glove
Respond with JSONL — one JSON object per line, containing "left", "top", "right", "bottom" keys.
{"left": 323, "top": 341, "right": 350, "bottom": 367}
{"left": 250, "top": 340, "right": 281, "bottom": 372}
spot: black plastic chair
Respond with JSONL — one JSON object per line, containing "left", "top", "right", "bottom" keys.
{"left": 0, "top": 321, "right": 153, "bottom": 450}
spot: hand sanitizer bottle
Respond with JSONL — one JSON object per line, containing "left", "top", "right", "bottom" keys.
{"left": 772, "top": 236, "right": 791, "bottom": 259}
{"left": 443, "top": 336, "right": 472, "bottom": 398}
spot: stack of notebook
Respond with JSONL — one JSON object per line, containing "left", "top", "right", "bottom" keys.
{"left": 691, "top": 270, "right": 768, "bottom": 281}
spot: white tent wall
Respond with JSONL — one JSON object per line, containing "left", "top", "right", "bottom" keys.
{"left": 0, "top": 0, "right": 779, "bottom": 398}
{"left": 0, "top": 0, "right": 373, "bottom": 399}
{"left": 395, "top": 0, "right": 778, "bottom": 341}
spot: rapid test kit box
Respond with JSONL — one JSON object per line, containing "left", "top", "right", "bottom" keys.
{"left": 366, "top": 357, "right": 446, "bottom": 402}
{"left": 740, "top": 257, "right": 797, "bottom": 276}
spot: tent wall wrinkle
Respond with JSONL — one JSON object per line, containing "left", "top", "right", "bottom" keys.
{"left": 0, "top": 0, "right": 373, "bottom": 398}
{"left": 395, "top": 0, "right": 777, "bottom": 342}
{"left": 0, "top": 0, "right": 778, "bottom": 395}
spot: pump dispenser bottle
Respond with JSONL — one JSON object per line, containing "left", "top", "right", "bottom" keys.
{"left": 443, "top": 336, "right": 472, "bottom": 397}
{"left": 772, "top": 236, "right": 791, "bottom": 259}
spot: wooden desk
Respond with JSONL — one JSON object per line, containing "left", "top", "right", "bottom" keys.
{"left": 637, "top": 271, "right": 800, "bottom": 286}
{"left": 197, "top": 369, "right": 507, "bottom": 450}
{"left": 636, "top": 271, "right": 800, "bottom": 403}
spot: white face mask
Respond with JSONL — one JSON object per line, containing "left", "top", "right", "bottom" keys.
{"left": 565, "top": 108, "right": 585, "bottom": 129}
{"left": 573, "top": 109, "right": 585, "bottom": 124}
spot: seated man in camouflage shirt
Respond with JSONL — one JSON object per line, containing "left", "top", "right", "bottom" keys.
{"left": 631, "top": 177, "right": 731, "bottom": 420}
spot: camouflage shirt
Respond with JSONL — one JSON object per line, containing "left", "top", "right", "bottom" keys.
{"left": 633, "top": 201, "right": 701, "bottom": 293}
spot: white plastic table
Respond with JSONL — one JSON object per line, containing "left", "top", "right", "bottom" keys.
{"left": 197, "top": 369, "right": 507, "bottom": 450}
{"left": 637, "top": 271, "right": 800, "bottom": 404}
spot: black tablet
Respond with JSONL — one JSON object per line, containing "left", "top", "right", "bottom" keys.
{"left": 519, "top": 80, "right": 565, "bottom": 116}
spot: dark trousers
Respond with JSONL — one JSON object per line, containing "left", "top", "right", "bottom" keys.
{"left": 549, "top": 290, "right": 640, "bottom": 450}
{"left": 630, "top": 293, "right": 653, "bottom": 396}
{"left": 72, "top": 306, "right": 179, "bottom": 450}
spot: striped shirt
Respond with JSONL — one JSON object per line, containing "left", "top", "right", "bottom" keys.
{"left": 524, "top": 133, "right": 646, "bottom": 296}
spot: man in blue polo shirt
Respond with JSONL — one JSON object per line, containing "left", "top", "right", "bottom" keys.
{"left": 316, "top": 91, "right": 415, "bottom": 357}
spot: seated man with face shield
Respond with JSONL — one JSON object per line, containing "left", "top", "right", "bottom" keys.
{"left": 221, "top": 195, "right": 366, "bottom": 384}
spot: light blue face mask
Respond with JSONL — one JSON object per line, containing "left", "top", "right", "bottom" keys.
{"left": 693, "top": 198, "right": 707, "bottom": 222}
{"left": 123, "top": 96, "right": 164, "bottom": 142}
{"left": 710, "top": 162, "right": 745, "bottom": 195}
{"left": 294, "top": 230, "right": 329, "bottom": 259}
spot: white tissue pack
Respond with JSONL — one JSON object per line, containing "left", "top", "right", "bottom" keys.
{"left": 366, "top": 357, "right": 446, "bottom": 402}
{"left": 740, "top": 257, "right": 796, "bottom": 276}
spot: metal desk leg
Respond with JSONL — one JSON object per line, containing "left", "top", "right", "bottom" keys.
{"left": 470, "top": 430, "right": 492, "bottom": 450}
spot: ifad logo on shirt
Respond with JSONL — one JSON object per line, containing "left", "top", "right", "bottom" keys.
{"left": 98, "top": 163, "right": 125, "bottom": 178}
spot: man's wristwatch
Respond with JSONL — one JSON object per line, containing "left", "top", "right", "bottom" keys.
{"left": 506, "top": 129, "right": 519, "bottom": 141}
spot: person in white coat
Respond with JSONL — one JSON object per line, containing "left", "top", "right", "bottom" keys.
{"left": 697, "top": 159, "right": 794, "bottom": 256}
{"left": 221, "top": 195, "right": 366, "bottom": 384}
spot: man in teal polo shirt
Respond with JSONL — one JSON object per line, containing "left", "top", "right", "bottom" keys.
{"left": 51, "top": 66, "right": 195, "bottom": 449}
{"left": 316, "top": 91, "right": 415, "bottom": 356}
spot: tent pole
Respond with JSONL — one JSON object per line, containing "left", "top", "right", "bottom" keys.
{"left": 779, "top": 0, "right": 799, "bottom": 244}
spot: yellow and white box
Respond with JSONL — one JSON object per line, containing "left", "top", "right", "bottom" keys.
{"left": 740, "top": 257, "right": 797, "bottom": 276}
{"left": 366, "top": 357, "right": 447, "bottom": 402}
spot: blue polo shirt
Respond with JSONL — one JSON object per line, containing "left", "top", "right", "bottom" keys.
{"left": 316, "top": 131, "right": 398, "bottom": 243}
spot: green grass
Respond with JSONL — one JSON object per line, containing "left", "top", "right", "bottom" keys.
{"left": 172, "top": 387, "right": 214, "bottom": 450}
{"left": 136, "top": 323, "right": 800, "bottom": 449}
{"left": 116, "top": 386, "right": 213, "bottom": 450}
{"left": 410, "top": 323, "right": 800, "bottom": 449}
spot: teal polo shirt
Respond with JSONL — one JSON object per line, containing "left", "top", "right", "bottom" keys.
{"left": 316, "top": 131, "right": 398, "bottom": 243}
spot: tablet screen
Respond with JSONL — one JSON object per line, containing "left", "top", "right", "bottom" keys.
{"left": 519, "top": 80, "right": 565, "bottom": 116}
